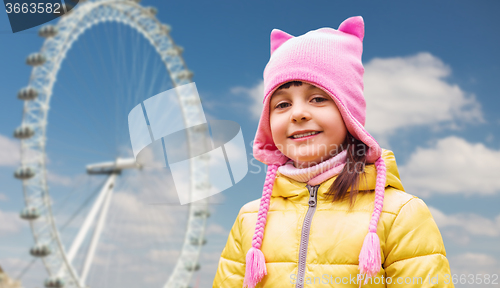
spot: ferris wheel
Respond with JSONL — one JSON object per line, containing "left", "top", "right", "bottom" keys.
{"left": 13, "top": 0, "right": 211, "bottom": 287}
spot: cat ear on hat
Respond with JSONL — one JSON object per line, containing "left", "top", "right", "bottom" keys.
{"left": 338, "top": 16, "right": 364, "bottom": 41}
{"left": 270, "top": 29, "right": 294, "bottom": 55}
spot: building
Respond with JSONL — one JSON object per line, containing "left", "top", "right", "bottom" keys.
{"left": 0, "top": 265, "right": 22, "bottom": 288}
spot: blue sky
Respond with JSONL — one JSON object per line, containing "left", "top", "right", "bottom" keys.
{"left": 0, "top": 0, "right": 499, "bottom": 287}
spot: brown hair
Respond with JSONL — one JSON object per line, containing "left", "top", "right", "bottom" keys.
{"left": 324, "top": 131, "right": 370, "bottom": 209}
{"left": 275, "top": 81, "right": 371, "bottom": 209}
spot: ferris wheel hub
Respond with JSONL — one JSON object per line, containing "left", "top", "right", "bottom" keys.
{"left": 86, "top": 157, "right": 141, "bottom": 174}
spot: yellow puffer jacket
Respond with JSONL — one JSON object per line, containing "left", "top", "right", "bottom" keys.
{"left": 213, "top": 149, "right": 454, "bottom": 287}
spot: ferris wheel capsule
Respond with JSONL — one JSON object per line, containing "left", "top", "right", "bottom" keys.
{"left": 176, "top": 45, "right": 184, "bottom": 54}
{"left": 44, "top": 276, "right": 65, "bottom": 288}
{"left": 59, "top": 3, "right": 74, "bottom": 15}
{"left": 26, "top": 53, "right": 46, "bottom": 66}
{"left": 195, "top": 182, "right": 211, "bottom": 190}
{"left": 30, "top": 244, "right": 51, "bottom": 257}
{"left": 166, "top": 45, "right": 183, "bottom": 57}
{"left": 160, "top": 24, "right": 171, "bottom": 34}
{"left": 190, "top": 237, "right": 207, "bottom": 246}
{"left": 183, "top": 96, "right": 199, "bottom": 106}
{"left": 17, "top": 87, "right": 39, "bottom": 101}
{"left": 194, "top": 210, "right": 210, "bottom": 218}
{"left": 199, "top": 153, "right": 210, "bottom": 161}
{"left": 176, "top": 70, "right": 193, "bottom": 80}
{"left": 13, "top": 125, "right": 35, "bottom": 139}
{"left": 14, "top": 166, "right": 35, "bottom": 180}
{"left": 184, "top": 262, "right": 200, "bottom": 272}
{"left": 39, "top": 25, "right": 58, "bottom": 38}
{"left": 20, "top": 206, "right": 41, "bottom": 220}
{"left": 145, "top": 6, "right": 157, "bottom": 16}
{"left": 192, "top": 124, "right": 207, "bottom": 133}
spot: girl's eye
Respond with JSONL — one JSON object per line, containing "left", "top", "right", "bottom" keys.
{"left": 276, "top": 102, "right": 290, "bottom": 109}
{"left": 312, "top": 97, "right": 327, "bottom": 103}
{"left": 274, "top": 97, "right": 327, "bottom": 109}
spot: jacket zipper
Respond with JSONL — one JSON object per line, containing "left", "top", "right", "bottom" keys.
{"left": 295, "top": 184, "right": 319, "bottom": 288}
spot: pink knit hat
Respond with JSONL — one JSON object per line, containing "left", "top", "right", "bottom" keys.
{"left": 245, "top": 16, "right": 387, "bottom": 288}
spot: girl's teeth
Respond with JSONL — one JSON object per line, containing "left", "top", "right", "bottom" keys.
{"left": 293, "top": 131, "right": 319, "bottom": 139}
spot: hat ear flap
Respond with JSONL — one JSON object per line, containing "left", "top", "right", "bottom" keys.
{"left": 338, "top": 16, "right": 364, "bottom": 41}
{"left": 270, "top": 29, "right": 294, "bottom": 55}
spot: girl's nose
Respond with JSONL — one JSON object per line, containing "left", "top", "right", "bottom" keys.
{"left": 291, "top": 104, "right": 311, "bottom": 123}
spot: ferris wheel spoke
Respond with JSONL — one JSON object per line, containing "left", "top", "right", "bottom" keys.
{"left": 49, "top": 81, "right": 116, "bottom": 155}
{"left": 86, "top": 26, "right": 117, "bottom": 121}
{"left": 59, "top": 176, "right": 108, "bottom": 232}
{"left": 57, "top": 59, "right": 116, "bottom": 151}
{"left": 51, "top": 174, "right": 91, "bottom": 220}
{"left": 115, "top": 25, "right": 140, "bottom": 157}
{"left": 64, "top": 42, "right": 117, "bottom": 144}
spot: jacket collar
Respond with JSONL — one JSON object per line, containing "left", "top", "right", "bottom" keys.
{"left": 271, "top": 149, "right": 405, "bottom": 200}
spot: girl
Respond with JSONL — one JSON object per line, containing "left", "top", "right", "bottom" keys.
{"left": 213, "top": 16, "right": 453, "bottom": 288}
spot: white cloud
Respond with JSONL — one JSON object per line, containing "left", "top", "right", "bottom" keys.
{"left": 200, "top": 250, "right": 225, "bottom": 262}
{"left": 147, "top": 249, "right": 180, "bottom": 264}
{"left": 0, "top": 257, "right": 29, "bottom": 276}
{"left": 135, "top": 141, "right": 168, "bottom": 169}
{"left": 0, "top": 133, "right": 51, "bottom": 170}
{"left": 106, "top": 191, "right": 187, "bottom": 239}
{"left": 209, "top": 190, "right": 226, "bottom": 204}
{"left": 442, "top": 229, "right": 471, "bottom": 245}
{"left": 47, "top": 171, "right": 82, "bottom": 187}
{"left": 224, "top": 138, "right": 248, "bottom": 171}
{"left": 425, "top": 208, "right": 500, "bottom": 282}
{"left": 429, "top": 206, "right": 500, "bottom": 238}
{"left": 231, "top": 81, "right": 264, "bottom": 120}
{"left": 451, "top": 252, "right": 497, "bottom": 267}
{"left": 485, "top": 133, "right": 494, "bottom": 143}
{"left": 0, "top": 257, "right": 46, "bottom": 288}
{"left": 192, "top": 250, "right": 226, "bottom": 286}
{"left": 205, "top": 223, "right": 228, "bottom": 236}
{"left": 0, "top": 135, "right": 20, "bottom": 167}
{"left": 364, "top": 52, "right": 485, "bottom": 138}
{"left": 0, "top": 209, "right": 25, "bottom": 236}
{"left": 400, "top": 136, "right": 500, "bottom": 197}
{"left": 449, "top": 253, "right": 500, "bottom": 279}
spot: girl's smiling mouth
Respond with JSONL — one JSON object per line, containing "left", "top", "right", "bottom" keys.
{"left": 289, "top": 131, "right": 322, "bottom": 141}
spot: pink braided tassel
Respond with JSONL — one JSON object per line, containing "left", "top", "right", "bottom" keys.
{"left": 358, "top": 156, "right": 386, "bottom": 288}
{"left": 243, "top": 247, "right": 267, "bottom": 288}
{"left": 243, "top": 164, "right": 278, "bottom": 288}
{"left": 358, "top": 232, "right": 381, "bottom": 287}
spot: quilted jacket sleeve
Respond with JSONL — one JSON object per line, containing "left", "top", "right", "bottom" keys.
{"left": 383, "top": 197, "right": 454, "bottom": 287}
{"left": 212, "top": 208, "right": 246, "bottom": 287}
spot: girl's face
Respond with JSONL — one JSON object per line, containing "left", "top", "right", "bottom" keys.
{"left": 269, "top": 82, "right": 347, "bottom": 168}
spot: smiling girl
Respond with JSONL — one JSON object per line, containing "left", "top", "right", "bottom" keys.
{"left": 213, "top": 16, "right": 453, "bottom": 288}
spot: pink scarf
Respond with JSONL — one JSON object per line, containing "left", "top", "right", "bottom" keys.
{"left": 277, "top": 149, "right": 348, "bottom": 186}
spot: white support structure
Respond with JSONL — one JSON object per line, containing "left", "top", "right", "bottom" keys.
{"left": 66, "top": 174, "right": 116, "bottom": 264}
{"left": 80, "top": 176, "right": 115, "bottom": 285}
